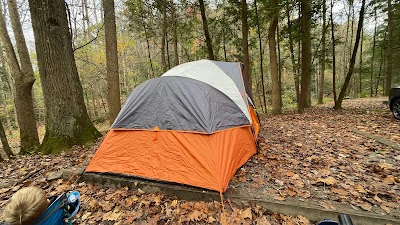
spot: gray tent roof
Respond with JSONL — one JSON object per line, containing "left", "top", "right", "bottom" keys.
{"left": 112, "top": 77, "right": 249, "bottom": 133}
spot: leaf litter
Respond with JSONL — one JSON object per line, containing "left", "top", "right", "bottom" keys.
{"left": 0, "top": 97, "right": 399, "bottom": 223}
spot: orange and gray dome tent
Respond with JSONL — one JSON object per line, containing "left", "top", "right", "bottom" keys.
{"left": 85, "top": 59, "right": 260, "bottom": 193}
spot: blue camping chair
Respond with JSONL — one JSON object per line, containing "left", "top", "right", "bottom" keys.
{"left": 32, "top": 191, "right": 80, "bottom": 225}
{"left": 317, "top": 214, "right": 354, "bottom": 225}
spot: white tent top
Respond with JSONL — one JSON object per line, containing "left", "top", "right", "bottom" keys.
{"left": 161, "top": 60, "right": 251, "bottom": 121}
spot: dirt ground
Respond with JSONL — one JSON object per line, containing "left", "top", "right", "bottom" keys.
{"left": 0, "top": 97, "right": 399, "bottom": 224}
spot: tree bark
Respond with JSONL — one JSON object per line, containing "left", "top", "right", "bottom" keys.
{"left": 318, "top": 0, "right": 326, "bottom": 104}
{"left": 170, "top": 0, "right": 179, "bottom": 66}
{"left": 334, "top": 0, "right": 365, "bottom": 109}
{"left": 161, "top": 0, "right": 167, "bottom": 72}
{"left": 269, "top": 0, "right": 281, "bottom": 115}
{"left": 0, "top": 1, "right": 39, "bottom": 154}
{"left": 299, "top": 0, "right": 312, "bottom": 113}
{"left": 0, "top": 118, "right": 13, "bottom": 158}
{"left": 28, "top": 0, "right": 101, "bottom": 154}
{"left": 385, "top": 0, "right": 393, "bottom": 95}
{"left": 286, "top": 2, "right": 299, "bottom": 104}
{"left": 241, "top": 0, "right": 251, "bottom": 93}
{"left": 370, "top": 9, "right": 377, "bottom": 97}
{"left": 199, "top": 0, "right": 214, "bottom": 60}
{"left": 359, "top": 28, "right": 363, "bottom": 96}
{"left": 254, "top": 0, "right": 266, "bottom": 113}
{"left": 330, "top": 0, "right": 337, "bottom": 104}
{"left": 103, "top": 0, "right": 121, "bottom": 123}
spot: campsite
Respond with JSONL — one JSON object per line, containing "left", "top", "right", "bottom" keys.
{"left": 0, "top": 0, "right": 400, "bottom": 224}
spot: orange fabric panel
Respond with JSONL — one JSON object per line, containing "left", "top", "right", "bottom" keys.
{"left": 85, "top": 127, "right": 256, "bottom": 192}
{"left": 249, "top": 106, "right": 260, "bottom": 138}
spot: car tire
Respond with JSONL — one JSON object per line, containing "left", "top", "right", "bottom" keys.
{"left": 392, "top": 98, "right": 400, "bottom": 120}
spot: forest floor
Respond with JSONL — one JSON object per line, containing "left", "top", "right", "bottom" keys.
{"left": 0, "top": 97, "right": 399, "bottom": 224}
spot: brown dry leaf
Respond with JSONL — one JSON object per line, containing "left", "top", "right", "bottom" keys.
{"left": 359, "top": 202, "right": 373, "bottom": 211}
{"left": 319, "top": 201, "right": 336, "bottom": 210}
{"left": 286, "top": 171, "right": 295, "bottom": 177}
{"left": 331, "top": 187, "right": 349, "bottom": 196}
{"left": 354, "top": 184, "right": 367, "bottom": 194}
{"left": 186, "top": 210, "right": 204, "bottom": 222}
{"left": 287, "top": 188, "right": 296, "bottom": 197}
{"left": 102, "top": 211, "right": 121, "bottom": 221}
{"left": 383, "top": 176, "right": 396, "bottom": 185}
{"left": 81, "top": 212, "right": 92, "bottom": 221}
{"left": 207, "top": 216, "right": 216, "bottom": 223}
{"left": 380, "top": 205, "right": 391, "bottom": 214}
{"left": 124, "top": 210, "right": 143, "bottom": 223}
{"left": 374, "top": 195, "right": 383, "bottom": 203}
{"left": 101, "top": 201, "right": 115, "bottom": 211}
{"left": 297, "top": 215, "right": 311, "bottom": 225}
{"left": 274, "top": 195, "right": 285, "bottom": 201}
{"left": 317, "top": 177, "right": 336, "bottom": 186}
{"left": 171, "top": 199, "right": 178, "bottom": 207}
{"left": 240, "top": 208, "right": 253, "bottom": 220}
{"left": 254, "top": 216, "right": 271, "bottom": 225}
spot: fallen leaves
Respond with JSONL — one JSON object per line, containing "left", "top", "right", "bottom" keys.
{"left": 317, "top": 177, "right": 337, "bottom": 186}
{"left": 230, "top": 97, "right": 400, "bottom": 215}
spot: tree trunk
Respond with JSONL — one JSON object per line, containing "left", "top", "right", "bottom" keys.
{"left": 222, "top": 0, "right": 227, "bottom": 61}
{"left": 199, "top": 0, "right": 214, "bottom": 60}
{"left": 269, "top": 0, "right": 281, "bottom": 115}
{"left": 318, "top": 0, "right": 326, "bottom": 104}
{"left": 0, "top": 1, "right": 39, "bottom": 154}
{"left": 370, "top": 9, "right": 377, "bottom": 97}
{"left": 171, "top": 0, "right": 179, "bottom": 66}
{"left": 0, "top": 118, "right": 13, "bottom": 158}
{"left": 331, "top": 0, "right": 337, "bottom": 104}
{"left": 28, "top": 0, "right": 101, "bottom": 154}
{"left": 299, "top": 0, "right": 312, "bottom": 113}
{"left": 359, "top": 28, "right": 363, "bottom": 96}
{"left": 286, "top": 2, "right": 299, "bottom": 104}
{"left": 166, "top": 32, "right": 171, "bottom": 69}
{"left": 334, "top": 0, "right": 365, "bottom": 109}
{"left": 385, "top": 0, "right": 393, "bottom": 95}
{"left": 161, "top": 0, "right": 167, "bottom": 72}
{"left": 241, "top": 0, "right": 251, "bottom": 93}
{"left": 254, "top": 0, "right": 266, "bottom": 113}
{"left": 103, "top": 0, "right": 121, "bottom": 123}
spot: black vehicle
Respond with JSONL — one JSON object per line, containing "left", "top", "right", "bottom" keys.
{"left": 389, "top": 87, "right": 400, "bottom": 120}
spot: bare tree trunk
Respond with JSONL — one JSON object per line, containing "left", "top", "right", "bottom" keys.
{"left": 299, "top": 0, "right": 312, "bottom": 113}
{"left": 277, "top": 25, "right": 283, "bottom": 109}
{"left": 0, "top": 118, "right": 13, "bottom": 159}
{"left": 166, "top": 32, "right": 171, "bottom": 69}
{"left": 370, "top": 9, "right": 377, "bottom": 97}
{"left": 161, "top": 0, "right": 167, "bottom": 72}
{"left": 286, "top": 2, "right": 299, "bottom": 104}
{"left": 254, "top": 0, "right": 266, "bottom": 112}
{"left": 199, "top": 0, "right": 214, "bottom": 60}
{"left": 222, "top": 0, "right": 227, "bottom": 61}
{"left": 103, "top": 0, "right": 121, "bottom": 123}
{"left": 0, "top": 1, "right": 39, "bottom": 154}
{"left": 170, "top": 0, "right": 179, "bottom": 66}
{"left": 318, "top": 0, "right": 326, "bottom": 104}
{"left": 269, "top": 0, "right": 281, "bottom": 115}
{"left": 28, "top": 0, "right": 101, "bottom": 154}
{"left": 385, "top": 0, "right": 393, "bottom": 95}
{"left": 331, "top": 0, "right": 337, "bottom": 104}
{"left": 241, "top": 0, "right": 251, "bottom": 93}
{"left": 334, "top": 0, "right": 365, "bottom": 109}
{"left": 376, "top": 30, "right": 386, "bottom": 96}
{"left": 359, "top": 28, "right": 363, "bottom": 96}
{"left": 93, "top": 0, "right": 98, "bottom": 25}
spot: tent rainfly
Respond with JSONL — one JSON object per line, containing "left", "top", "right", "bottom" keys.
{"left": 85, "top": 59, "right": 260, "bottom": 193}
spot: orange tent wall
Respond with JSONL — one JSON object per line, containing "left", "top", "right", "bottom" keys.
{"left": 85, "top": 126, "right": 256, "bottom": 192}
